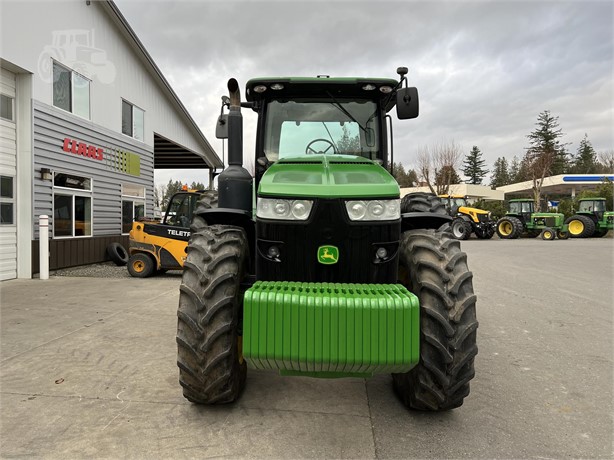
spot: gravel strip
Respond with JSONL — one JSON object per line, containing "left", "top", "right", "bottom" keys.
{"left": 52, "top": 262, "right": 183, "bottom": 278}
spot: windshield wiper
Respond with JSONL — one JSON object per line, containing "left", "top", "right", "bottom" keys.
{"left": 325, "top": 91, "right": 366, "bottom": 134}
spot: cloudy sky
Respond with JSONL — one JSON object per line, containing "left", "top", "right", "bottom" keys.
{"left": 113, "top": 0, "right": 613, "bottom": 188}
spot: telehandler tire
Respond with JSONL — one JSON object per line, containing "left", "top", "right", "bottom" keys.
{"left": 393, "top": 229, "right": 478, "bottom": 411}
{"left": 176, "top": 225, "right": 248, "bottom": 404}
{"left": 127, "top": 253, "right": 155, "bottom": 278}
{"left": 475, "top": 225, "right": 494, "bottom": 239}
{"left": 496, "top": 217, "right": 523, "bottom": 239}
{"left": 191, "top": 190, "right": 219, "bottom": 232}
{"left": 565, "top": 215, "right": 595, "bottom": 238}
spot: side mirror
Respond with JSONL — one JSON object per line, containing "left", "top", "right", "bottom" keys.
{"left": 396, "top": 87, "right": 419, "bottom": 119}
{"left": 215, "top": 114, "right": 228, "bottom": 139}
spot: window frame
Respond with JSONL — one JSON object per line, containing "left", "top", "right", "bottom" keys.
{"left": 0, "top": 93, "right": 15, "bottom": 122}
{"left": 121, "top": 99, "right": 145, "bottom": 142}
{"left": 52, "top": 171, "right": 93, "bottom": 238}
{"left": 52, "top": 60, "right": 91, "bottom": 120}
{"left": 0, "top": 175, "right": 15, "bottom": 226}
{"left": 121, "top": 183, "right": 146, "bottom": 235}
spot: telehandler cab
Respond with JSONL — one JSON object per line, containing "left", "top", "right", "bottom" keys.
{"left": 127, "top": 188, "right": 217, "bottom": 277}
{"left": 176, "top": 69, "right": 478, "bottom": 411}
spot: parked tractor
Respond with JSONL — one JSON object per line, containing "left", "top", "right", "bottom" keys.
{"left": 565, "top": 198, "right": 613, "bottom": 238}
{"left": 127, "top": 188, "right": 217, "bottom": 277}
{"left": 439, "top": 194, "right": 496, "bottom": 240}
{"left": 176, "top": 69, "right": 478, "bottom": 411}
{"left": 496, "top": 199, "right": 568, "bottom": 240}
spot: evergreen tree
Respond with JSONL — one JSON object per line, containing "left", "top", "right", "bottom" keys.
{"left": 508, "top": 156, "right": 520, "bottom": 183}
{"left": 462, "top": 146, "right": 489, "bottom": 185}
{"left": 489, "top": 157, "right": 510, "bottom": 189}
{"left": 524, "top": 110, "right": 570, "bottom": 207}
{"left": 392, "top": 162, "right": 418, "bottom": 187}
{"left": 570, "top": 134, "right": 598, "bottom": 173}
{"left": 435, "top": 165, "right": 461, "bottom": 187}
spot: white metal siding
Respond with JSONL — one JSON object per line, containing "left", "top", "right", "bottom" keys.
{"left": 0, "top": 67, "right": 17, "bottom": 280}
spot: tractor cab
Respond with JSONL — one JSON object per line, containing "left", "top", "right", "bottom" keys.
{"left": 508, "top": 199, "right": 534, "bottom": 224}
{"left": 577, "top": 198, "right": 606, "bottom": 221}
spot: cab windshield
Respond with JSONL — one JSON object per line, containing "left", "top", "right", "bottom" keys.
{"left": 579, "top": 200, "right": 605, "bottom": 212}
{"left": 509, "top": 201, "right": 533, "bottom": 214}
{"left": 263, "top": 99, "right": 380, "bottom": 162}
{"left": 452, "top": 198, "right": 467, "bottom": 208}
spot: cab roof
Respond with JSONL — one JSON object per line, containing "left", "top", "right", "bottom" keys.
{"left": 245, "top": 77, "right": 400, "bottom": 109}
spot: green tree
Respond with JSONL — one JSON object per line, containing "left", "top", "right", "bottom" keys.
{"left": 524, "top": 110, "right": 570, "bottom": 207}
{"left": 489, "top": 157, "right": 510, "bottom": 189}
{"left": 392, "top": 162, "right": 418, "bottom": 187}
{"left": 337, "top": 125, "right": 360, "bottom": 154}
{"left": 570, "top": 134, "right": 598, "bottom": 174}
{"left": 161, "top": 179, "right": 183, "bottom": 208}
{"left": 435, "top": 165, "right": 461, "bottom": 187}
{"left": 189, "top": 181, "right": 207, "bottom": 191}
{"left": 462, "top": 146, "right": 489, "bottom": 185}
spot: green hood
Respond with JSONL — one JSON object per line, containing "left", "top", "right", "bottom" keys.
{"left": 257, "top": 155, "right": 399, "bottom": 199}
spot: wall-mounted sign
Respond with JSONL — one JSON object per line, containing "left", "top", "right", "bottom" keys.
{"left": 62, "top": 137, "right": 104, "bottom": 161}
{"left": 60, "top": 137, "right": 141, "bottom": 177}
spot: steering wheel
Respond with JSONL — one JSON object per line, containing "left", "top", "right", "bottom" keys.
{"left": 305, "top": 139, "right": 338, "bottom": 155}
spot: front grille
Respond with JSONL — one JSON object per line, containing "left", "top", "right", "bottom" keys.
{"left": 533, "top": 216, "right": 556, "bottom": 227}
{"left": 256, "top": 199, "right": 400, "bottom": 284}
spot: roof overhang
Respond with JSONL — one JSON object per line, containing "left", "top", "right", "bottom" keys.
{"left": 153, "top": 133, "right": 217, "bottom": 169}
{"left": 497, "top": 174, "right": 614, "bottom": 197}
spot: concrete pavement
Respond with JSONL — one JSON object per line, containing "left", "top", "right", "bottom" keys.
{"left": 1, "top": 238, "right": 612, "bottom": 458}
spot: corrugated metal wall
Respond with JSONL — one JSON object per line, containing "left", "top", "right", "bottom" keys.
{"left": 33, "top": 100, "right": 154, "bottom": 239}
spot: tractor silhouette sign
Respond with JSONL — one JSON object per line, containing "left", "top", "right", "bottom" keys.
{"left": 38, "top": 29, "right": 116, "bottom": 84}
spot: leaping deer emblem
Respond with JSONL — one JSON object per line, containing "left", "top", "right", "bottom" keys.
{"left": 318, "top": 246, "right": 339, "bottom": 264}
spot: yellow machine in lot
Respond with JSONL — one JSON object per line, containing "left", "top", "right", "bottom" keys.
{"left": 439, "top": 194, "right": 496, "bottom": 240}
{"left": 127, "top": 189, "right": 217, "bottom": 277}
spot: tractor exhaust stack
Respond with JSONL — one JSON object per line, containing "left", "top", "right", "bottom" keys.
{"left": 217, "top": 78, "right": 252, "bottom": 212}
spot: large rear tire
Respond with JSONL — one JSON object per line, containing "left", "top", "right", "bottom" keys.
{"left": 401, "top": 192, "right": 447, "bottom": 215}
{"left": 176, "top": 225, "right": 248, "bottom": 404}
{"left": 496, "top": 217, "right": 523, "bottom": 239}
{"left": 565, "top": 215, "right": 595, "bottom": 238}
{"left": 393, "top": 229, "right": 478, "bottom": 410}
{"left": 191, "top": 190, "right": 219, "bottom": 232}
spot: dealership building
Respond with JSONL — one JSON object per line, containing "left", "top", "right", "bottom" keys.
{"left": 0, "top": 0, "right": 222, "bottom": 280}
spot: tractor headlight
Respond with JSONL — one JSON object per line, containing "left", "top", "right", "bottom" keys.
{"left": 345, "top": 199, "right": 400, "bottom": 221}
{"left": 257, "top": 198, "right": 313, "bottom": 221}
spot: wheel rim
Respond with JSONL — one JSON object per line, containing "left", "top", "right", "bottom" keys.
{"left": 568, "top": 219, "right": 584, "bottom": 235}
{"left": 132, "top": 260, "right": 145, "bottom": 273}
{"left": 453, "top": 222, "right": 464, "bottom": 237}
{"left": 499, "top": 221, "right": 512, "bottom": 236}
{"left": 544, "top": 231, "right": 552, "bottom": 239}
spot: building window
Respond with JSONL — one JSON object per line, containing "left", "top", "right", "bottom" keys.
{"left": 122, "top": 100, "right": 144, "bottom": 141}
{"left": 53, "top": 61, "right": 90, "bottom": 119}
{"left": 0, "top": 94, "right": 14, "bottom": 122}
{"left": 53, "top": 172, "right": 92, "bottom": 237}
{"left": 0, "top": 176, "right": 14, "bottom": 225}
{"left": 121, "top": 183, "right": 145, "bottom": 234}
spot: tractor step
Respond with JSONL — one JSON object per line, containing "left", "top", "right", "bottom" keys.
{"left": 242, "top": 281, "right": 420, "bottom": 377}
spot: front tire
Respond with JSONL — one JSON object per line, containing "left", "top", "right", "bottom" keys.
{"left": 541, "top": 227, "right": 555, "bottom": 240}
{"left": 191, "top": 190, "right": 219, "bottom": 232}
{"left": 176, "top": 225, "right": 248, "bottom": 404}
{"left": 451, "top": 218, "right": 471, "bottom": 240}
{"left": 393, "top": 229, "right": 478, "bottom": 410}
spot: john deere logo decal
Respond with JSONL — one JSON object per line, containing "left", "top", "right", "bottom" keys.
{"left": 318, "top": 246, "right": 339, "bottom": 265}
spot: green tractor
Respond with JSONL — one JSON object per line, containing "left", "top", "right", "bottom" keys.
{"left": 176, "top": 69, "right": 478, "bottom": 411}
{"left": 496, "top": 199, "right": 568, "bottom": 240}
{"left": 565, "top": 198, "right": 613, "bottom": 238}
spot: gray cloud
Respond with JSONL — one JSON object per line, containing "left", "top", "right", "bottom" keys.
{"left": 115, "top": 0, "right": 613, "bottom": 186}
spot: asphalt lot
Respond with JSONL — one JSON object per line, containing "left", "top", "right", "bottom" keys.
{"left": 1, "top": 237, "right": 612, "bottom": 459}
